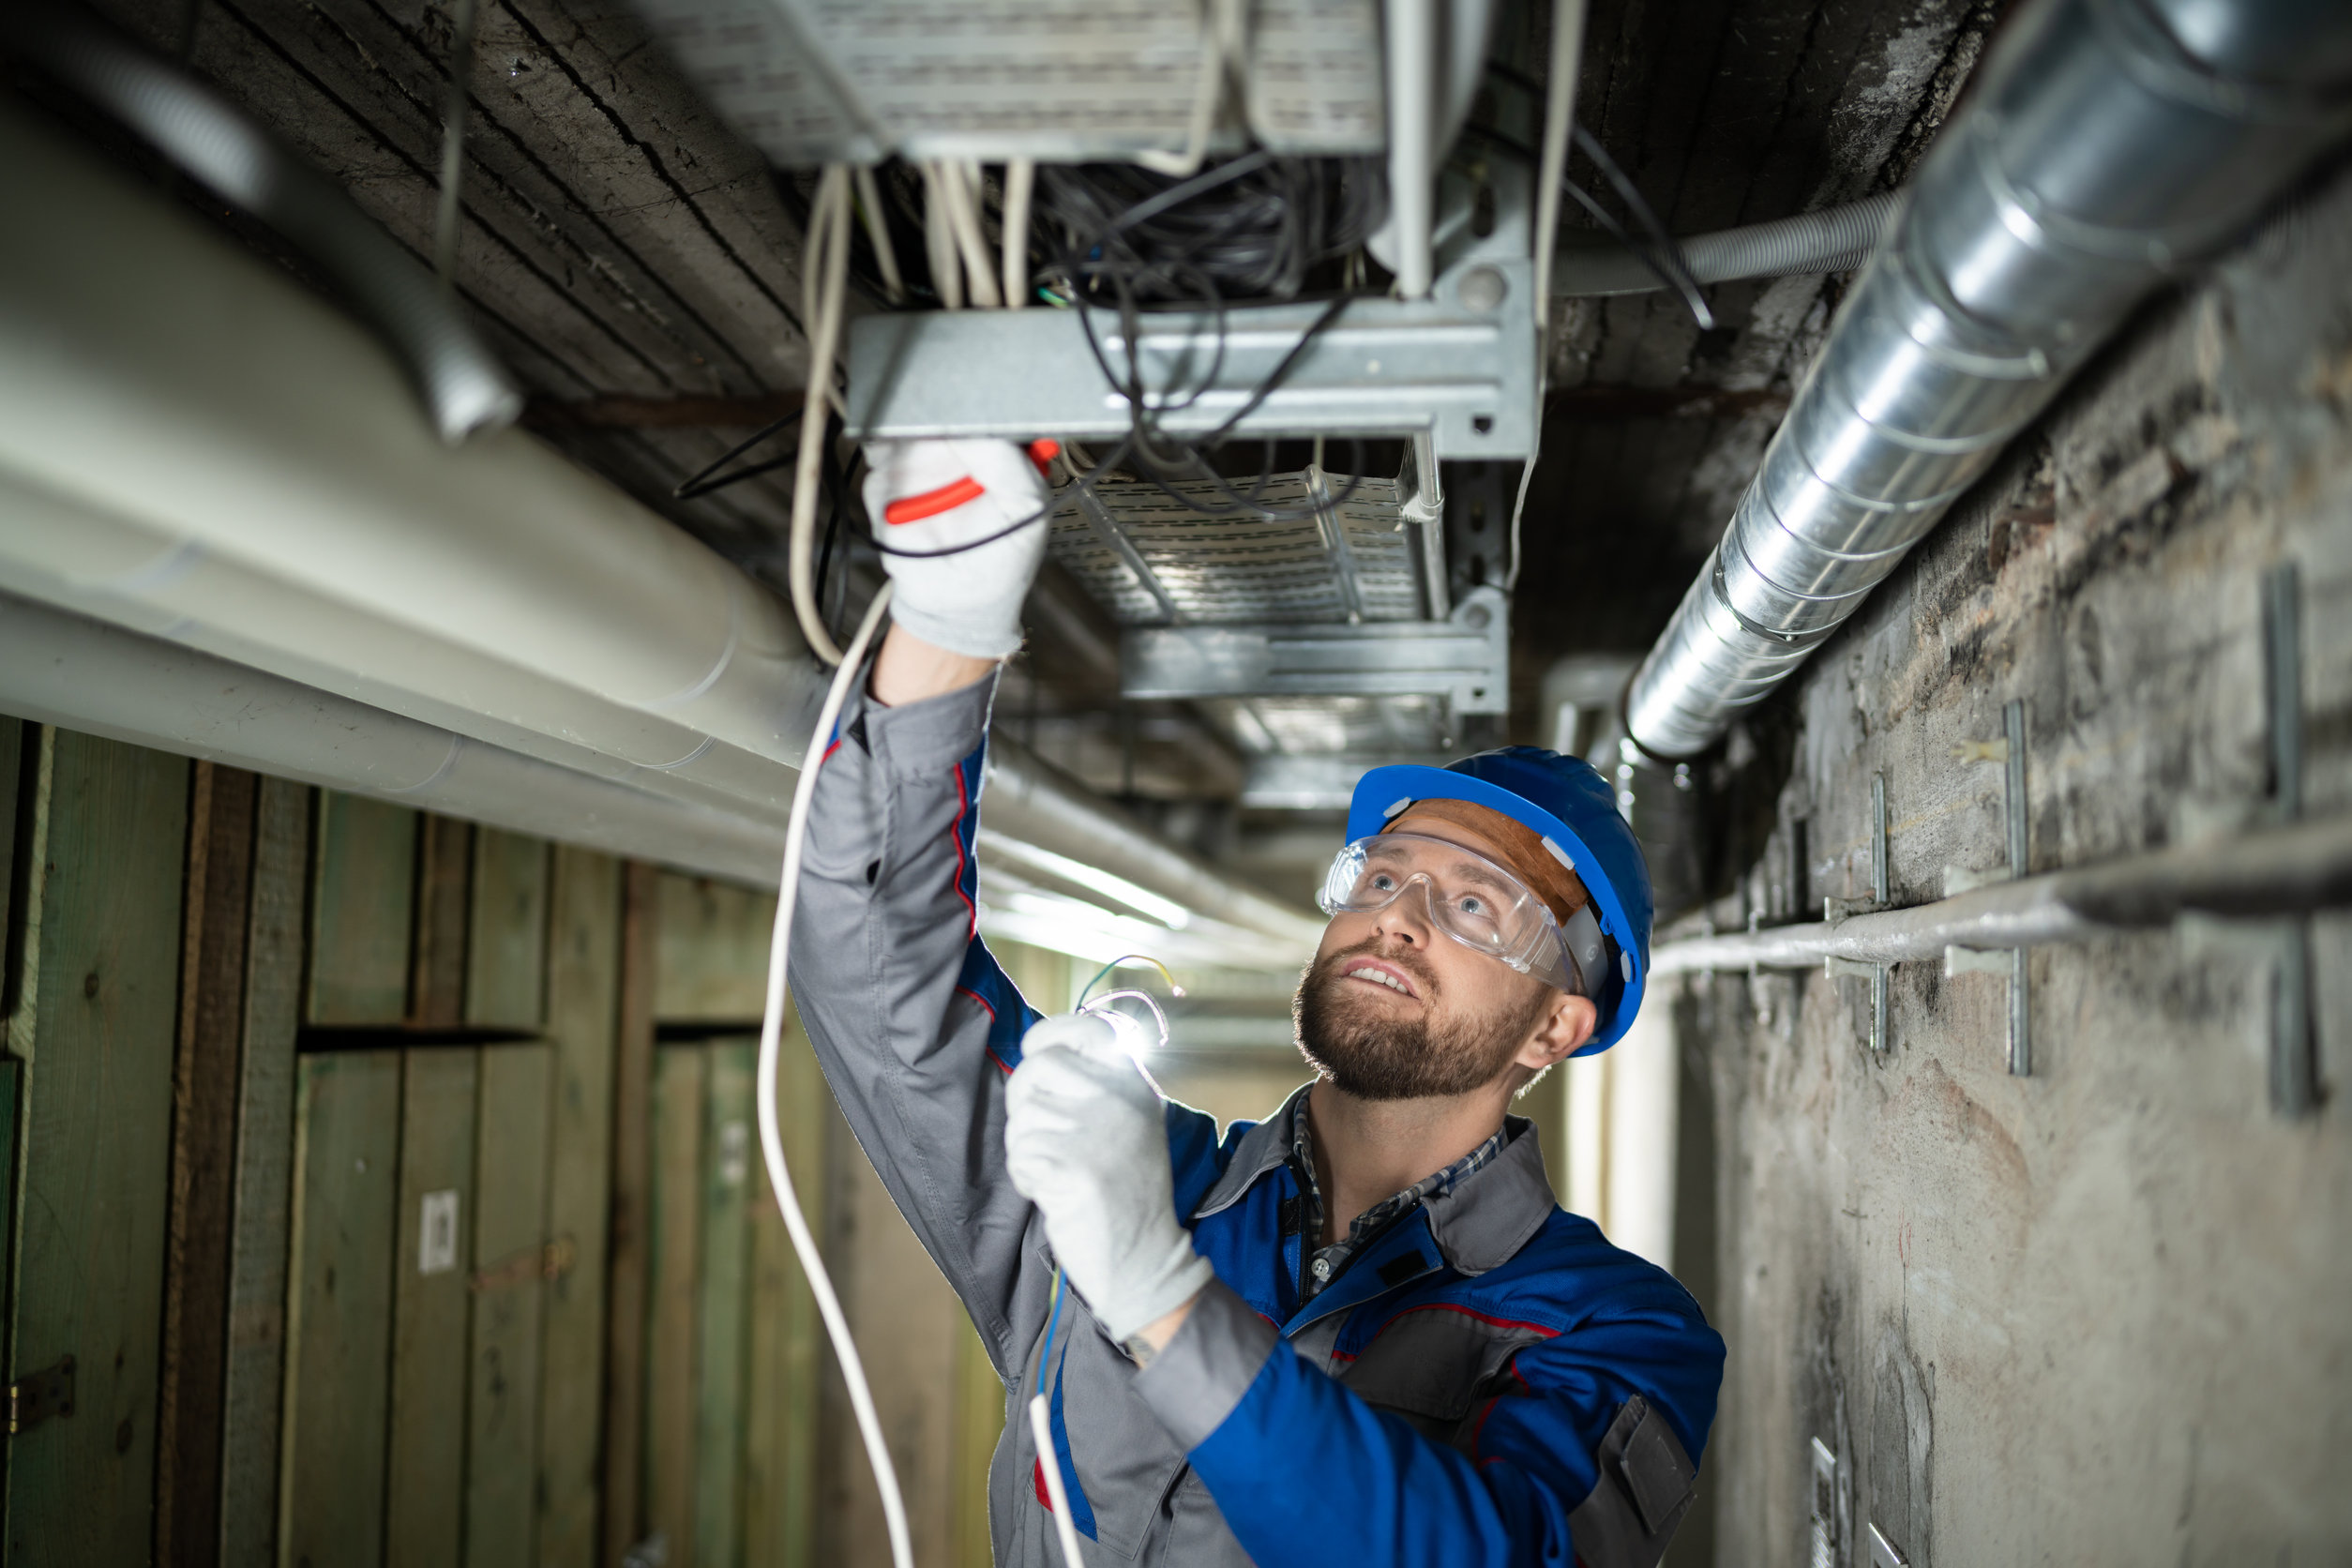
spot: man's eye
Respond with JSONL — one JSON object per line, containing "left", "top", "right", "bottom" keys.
{"left": 1455, "top": 894, "right": 1489, "bottom": 918}
{"left": 1366, "top": 871, "right": 1400, "bottom": 893}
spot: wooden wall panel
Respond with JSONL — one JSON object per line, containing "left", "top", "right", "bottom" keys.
{"left": 949, "top": 1315, "right": 1006, "bottom": 1568}
{"left": 644, "top": 1045, "right": 706, "bottom": 1566}
{"left": 655, "top": 876, "right": 775, "bottom": 1024}
{"left": 219, "top": 777, "right": 310, "bottom": 1567}
{"left": 158, "top": 762, "right": 259, "bottom": 1568}
{"left": 745, "top": 1008, "right": 828, "bottom": 1568}
{"left": 279, "top": 1049, "right": 402, "bottom": 1568}
{"left": 308, "top": 794, "right": 417, "bottom": 1027}
{"left": 694, "top": 1042, "right": 755, "bottom": 1568}
{"left": 411, "top": 818, "right": 474, "bottom": 1031}
{"left": 601, "top": 863, "right": 660, "bottom": 1568}
{"left": 385, "top": 1048, "right": 480, "bottom": 1568}
{"left": 467, "top": 1045, "right": 554, "bottom": 1568}
{"left": 0, "top": 717, "right": 20, "bottom": 1004}
{"left": 538, "top": 848, "right": 623, "bottom": 1568}
{"left": 2, "top": 731, "right": 188, "bottom": 1567}
{"left": 468, "top": 831, "right": 550, "bottom": 1033}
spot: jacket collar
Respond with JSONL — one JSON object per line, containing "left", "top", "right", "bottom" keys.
{"left": 1190, "top": 1085, "right": 1559, "bottom": 1278}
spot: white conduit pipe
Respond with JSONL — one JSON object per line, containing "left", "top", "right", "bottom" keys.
{"left": 0, "top": 591, "right": 790, "bottom": 883}
{"left": 1382, "top": 0, "right": 1439, "bottom": 300}
{"left": 0, "top": 105, "right": 820, "bottom": 819}
{"left": 1548, "top": 190, "right": 1899, "bottom": 297}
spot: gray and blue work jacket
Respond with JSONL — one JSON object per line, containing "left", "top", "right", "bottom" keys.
{"left": 790, "top": 670, "right": 1726, "bottom": 1567}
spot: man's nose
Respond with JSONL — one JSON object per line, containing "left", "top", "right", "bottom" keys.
{"left": 1371, "top": 877, "right": 1437, "bottom": 945}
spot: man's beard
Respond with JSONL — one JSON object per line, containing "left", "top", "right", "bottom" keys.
{"left": 1292, "top": 941, "right": 1547, "bottom": 1101}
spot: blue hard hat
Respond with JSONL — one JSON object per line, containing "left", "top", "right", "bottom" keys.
{"left": 1346, "top": 747, "right": 1654, "bottom": 1054}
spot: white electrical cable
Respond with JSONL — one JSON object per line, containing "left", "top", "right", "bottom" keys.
{"left": 755, "top": 582, "right": 911, "bottom": 1568}
{"left": 789, "top": 167, "right": 853, "bottom": 665}
{"left": 1029, "top": 1391, "right": 1089, "bottom": 1567}
{"left": 1135, "top": 0, "right": 1236, "bottom": 178}
{"left": 1003, "top": 158, "right": 1035, "bottom": 309}
{"left": 921, "top": 162, "right": 967, "bottom": 310}
{"left": 941, "top": 160, "right": 1004, "bottom": 309}
{"left": 852, "top": 162, "right": 906, "bottom": 304}
{"left": 1509, "top": 0, "right": 1589, "bottom": 593}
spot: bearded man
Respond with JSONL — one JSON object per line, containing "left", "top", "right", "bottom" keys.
{"left": 789, "top": 437, "right": 1724, "bottom": 1567}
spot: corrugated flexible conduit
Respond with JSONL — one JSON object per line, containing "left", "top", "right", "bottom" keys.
{"left": 1548, "top": 190, "right": 1900, "bottom": 297}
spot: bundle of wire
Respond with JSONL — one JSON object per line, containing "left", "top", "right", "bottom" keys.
{"left": 1036, "top": 153, "right": 1383, "bottom": 305}
{"left": 1038, "top": 152, "right": 1386, "bottom": 524}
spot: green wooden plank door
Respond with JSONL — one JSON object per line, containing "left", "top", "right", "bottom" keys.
{"left": 695, "top": 1042, "right": 756, "bottom": 1568}
{"left": 745, "top": 1011, "right": 827, "bottom": 1568}
{"left": 645, "top": 1046, "right": 706, "bottom": 1566}
{"left": 279, "top": 1049, "right": 402, "bottom": 1568}
{"left": 308, "top": 793, "right": 417, "bottom": 1027}
{"left": 385, "top": 1048, "right": 479, "bottom": 1568}
{"left": 467, "top": 1044, "right": 552, "bottom": 1568}
{"left": 538, "top": 848, "right": 621, "bottom": 1568}
{"left": 3, "top": 730, "right": 189, "bottom": 1568}
{"left": 219, "top": 777, "right": 310, "bottom": 1568}
{"left": 467, "top": 831, "right": 550, "bottom": 1033}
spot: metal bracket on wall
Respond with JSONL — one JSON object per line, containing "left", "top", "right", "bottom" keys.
{"left": 2265, "top": 561, "right": 2317, "bottom": 1117}
{"left": 7, "top": 1355, "right": 74, "bottom": 1435}
{"left": 1824, "top": 773, "right": 1892, "bottom": 1052}
{"left": 1868, "top": 1521, "right": 1912, "bottom": 1568}
{"left": 1944, "top": 701, "right": 2032, "bottom": 1075}
{"left": 1121, "top": 584, "right": 1511, "bottom": 714}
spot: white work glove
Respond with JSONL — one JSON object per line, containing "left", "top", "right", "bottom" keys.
{"left": 1004, "top": 1010, "right": 1215, "bottom": 1344}
{"left": 861, "top": 436, "right": 1054, "bottom": 660}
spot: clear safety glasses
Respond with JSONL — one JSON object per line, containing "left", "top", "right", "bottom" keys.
{"left": 1317, "top": 833, "right": 1603, "bottom": 996}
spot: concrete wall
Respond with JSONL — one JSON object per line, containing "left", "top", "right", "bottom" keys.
{"left": 1683, "top": 160, "right": 2352, "bottom": 1565}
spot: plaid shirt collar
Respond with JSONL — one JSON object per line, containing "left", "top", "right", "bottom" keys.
{"left": 1287, "top": 1092, "right": 1513, "bottom": 1303}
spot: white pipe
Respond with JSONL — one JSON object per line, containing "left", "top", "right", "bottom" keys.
{"left": 0, "top": 105, "right": 819, "bottom": 818}
{"left": 1600, "top": 998, "right": 1678, "bottom": 1271}
{"left": 0, "top": 590, "right": 789, "bottom": 884}
{"left": 1382, "top": 0, "right": 1437, "bottom": 299}
{"left": 1530, "top": 0, "right": 1587, "bottom": 327}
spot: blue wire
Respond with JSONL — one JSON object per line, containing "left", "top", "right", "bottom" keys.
{"left": 1038, "top": 1270, "right": 1068, "bottom": 1399}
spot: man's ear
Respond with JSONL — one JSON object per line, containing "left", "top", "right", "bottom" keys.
{"left": 1514, "top": 990, "right": 1597, "bottom": 1075}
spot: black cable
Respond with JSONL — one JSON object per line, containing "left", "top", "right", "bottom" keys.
{"left": 1466, "top": 68, "right": 1717, "bottom": 328}
{"left": 671, "top": 407, "right": 801, "bottom": 501}
{"left": 1570, "top": 125, "right": 1712, "bottom": 329}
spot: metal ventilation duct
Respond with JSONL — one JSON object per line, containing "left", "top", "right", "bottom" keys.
{"left": 1623, "top": 0, "right": 2352, "bottom": 762}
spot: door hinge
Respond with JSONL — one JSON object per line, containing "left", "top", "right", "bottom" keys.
{"left": 8, "top": 1356, "right": 75, "bottom": 1435}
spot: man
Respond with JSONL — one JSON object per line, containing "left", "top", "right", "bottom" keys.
{"left": 789, "top": 437, "right": 1724, "bottom": 1567}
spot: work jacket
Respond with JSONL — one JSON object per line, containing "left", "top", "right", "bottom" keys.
{"left": 791, "top": 671, "right": 1726, "bottom": 1568}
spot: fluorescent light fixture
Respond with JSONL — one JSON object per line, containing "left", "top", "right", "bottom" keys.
{"left": 977, "top": 829, "right": 1192, "bottom": 928}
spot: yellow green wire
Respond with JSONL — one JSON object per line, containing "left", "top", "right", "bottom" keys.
{"left": 1078, "top": 953, "right": 1182, "bottom": 1005}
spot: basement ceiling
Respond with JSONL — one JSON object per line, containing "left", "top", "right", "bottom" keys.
{"left": 7, "top": 0, "right": 1995, "bottom": 896}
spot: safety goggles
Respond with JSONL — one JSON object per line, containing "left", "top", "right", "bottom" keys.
{"left": 1317, "top": 833, "right": 1608, "bottom": 997}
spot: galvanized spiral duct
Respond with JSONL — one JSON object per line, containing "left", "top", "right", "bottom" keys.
{"left": 1622, "top": 0, "right": 2352, "bottom": 764}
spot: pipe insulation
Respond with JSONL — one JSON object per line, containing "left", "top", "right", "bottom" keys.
{"left": 0, "top": 102, "right": 1326, "bottom": 953}
{"left": 2, "top": 7, "right": 520, "bottom": 444}
{"left": 0, "top": 591, "right": 791, "bottom": 884}
{"left": 1648, "top": 810, "right": 2352, "bottom": 974}
{"left": 1623, "top": 0, "right": 2352, "bottom": 761}
{"left": 1548, "top": 191, "right": 1899, "bottom": 297}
